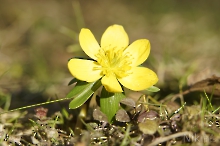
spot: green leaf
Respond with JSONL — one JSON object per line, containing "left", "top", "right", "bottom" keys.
{"left": 68, "top": 78, "right": 78, "bottom": 86}
{"left": 145, "top": 86, "right": 160, "bottom": 92}
{"left": 100, "top": 88, "right": 125, "bottom": 123}
{"left": 68, "top": 80, "right": 101, "bottom": 109}
{"left": 138, "top": 119, "right": 158, "bottom": 135}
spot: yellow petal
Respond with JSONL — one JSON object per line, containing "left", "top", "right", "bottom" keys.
{"left": 68, "top": 59, "right": 102, "bottom": 82}
{"left": 101, "top": 75, "right": 123, "bottom": 93}
{"left": 79, "top": 28, "right": 101, "bottom": 60}
{"left": 101, "top": 25, "right": 129, "bottom": 50}
{"left": 118, "top": 67, "right": 158, "bottom": 91}
{"left": 124, "top": 39, "right": 150, "bottom": 66}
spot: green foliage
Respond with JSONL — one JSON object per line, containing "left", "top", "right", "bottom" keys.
{"left": 68, "top": 79, "right": 101, "bottom": 109}
{"left": 100, "top": 88, "right": 126, "bottom": 122}
{"left": 0, "top": 90, "right": 11, "bottom": 111}
{"left": 145, "top": 85, "right": 160, "bottom": 92}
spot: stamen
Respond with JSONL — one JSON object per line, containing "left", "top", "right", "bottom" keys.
{"left": 95, "top": 47, "right": 132, "bottom": 78}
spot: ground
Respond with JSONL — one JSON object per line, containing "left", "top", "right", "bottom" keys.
{"left": 0, "top": 1, "right": 220, "bottom": 145}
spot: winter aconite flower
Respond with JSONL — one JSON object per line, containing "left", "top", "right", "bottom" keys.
{"left": 68, "top": 24, "right": 158, "bottom": 92}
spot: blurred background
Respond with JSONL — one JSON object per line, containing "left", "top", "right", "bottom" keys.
{"left": 0, "top": 0, "right": 220, "bottom": 111}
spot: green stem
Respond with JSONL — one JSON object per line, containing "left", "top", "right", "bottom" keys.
{"left": 0, "top": 97, "right": 70, "bottom": 115}
{"left": 120, "top": 124, "right": 131, "bottom": 146}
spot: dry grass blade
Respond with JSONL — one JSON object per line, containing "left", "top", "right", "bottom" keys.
{"left": 148, "top": 131, "right": 194, "bottom": 146}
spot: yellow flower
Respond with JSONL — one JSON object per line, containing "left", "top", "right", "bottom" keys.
{"left": 68, "top": 24, "right": 158, "bottom": 93}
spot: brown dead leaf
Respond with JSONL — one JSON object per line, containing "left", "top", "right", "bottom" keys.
{"left": 187, "top": 68, "right": 213, "bottom": 86}
{"left": 168, "top": 75, "right": 220, "bottom": 102}
{"left": 188, "top": 75, "right": 220, "bottom": 96}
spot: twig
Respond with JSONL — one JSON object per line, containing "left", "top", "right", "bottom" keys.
{"left": 148, "top": 131, "right": 194, "bottom": 146}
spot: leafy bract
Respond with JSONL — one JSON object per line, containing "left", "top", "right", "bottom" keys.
{"left": 100, "top": 88, "right": 126, "bottom": 122}
{"left": 68, "top": 79, "right": 101, "bottom": 109}
{"left": 145, "top": 86, "right": 160, "bottom": 92}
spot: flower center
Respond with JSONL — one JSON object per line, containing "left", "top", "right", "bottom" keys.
{"left": 95, "top": 47, "right": 132, "bottom": 78}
